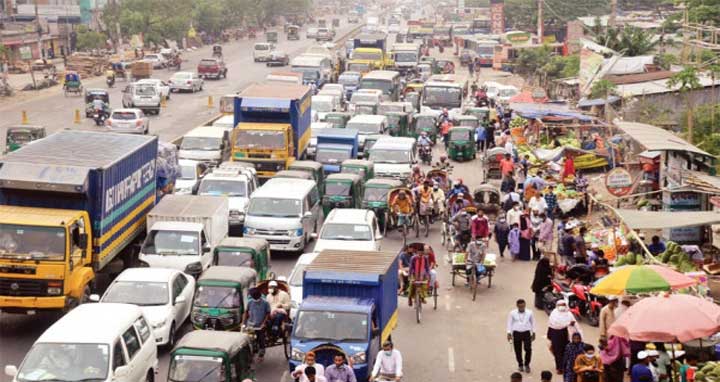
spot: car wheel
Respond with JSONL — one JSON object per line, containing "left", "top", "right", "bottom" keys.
{"left": 145, "top": 370, "right": 154, "bottom": 382}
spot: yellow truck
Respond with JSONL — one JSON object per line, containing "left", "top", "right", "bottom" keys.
{"left": 231, "top": 84, "right": 312, "bottom": 180}
{"left": 347, "top": 33, "right": 394, "bottom": 72}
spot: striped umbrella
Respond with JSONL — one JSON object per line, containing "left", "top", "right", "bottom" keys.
{"left": 590, "top": 265, "right": 698, "bottom": 296}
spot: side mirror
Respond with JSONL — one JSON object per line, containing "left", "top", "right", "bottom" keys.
{"left": 89, "top": 294, "right": 100, "bottom": 302}
{"left": 5, "top": 365, "right": 18, "bottom": 377}
{"left": 79, "top": 233, "right": 88, "bottom": 248}
{"left": 113, "top": 365, "right": 130, "bottom": 379}
{"left": 175, "top": 295, "right": 187, "bottom": 305}
{"left": 202, "top": 245, "right": 211, "bottom": 254}
{"left": 303, "top": 211, "right": 313, "bottom": 219}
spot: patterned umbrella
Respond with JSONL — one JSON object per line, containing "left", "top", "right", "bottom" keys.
{"left": 590, "top": 265, "right": 697, "bottom": 295}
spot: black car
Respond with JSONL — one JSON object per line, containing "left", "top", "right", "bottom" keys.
{"left": 266, "top": 51, "right": 290, "bottom": 67}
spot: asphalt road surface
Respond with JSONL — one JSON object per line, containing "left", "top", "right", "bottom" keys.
{"left": 0, "top": 29, "right": 599, "bottom": 382}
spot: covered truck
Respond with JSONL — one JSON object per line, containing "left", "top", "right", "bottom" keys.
{"left": 0, "top": 131, "right": 160, "bottom": 313}
{"left": 315, "top": 128, "right": 358, "bottom": 174}
{"left": 231, "top": 84, "right": 312, "bottom": 180}
{"left": 290, "top": 249, "right": 398, "bottom": 381}
{"left": 139, "top": 195, "right": 228, "bottom": 277}
{"left": 349, "top": 33, "right": 393, "bottom": 71}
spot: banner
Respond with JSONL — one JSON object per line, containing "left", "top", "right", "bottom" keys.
{"left": 578, "top": 47, "right": 603, "bottom": 96}
{"left": 490, "top": 1, "right": 504, "bottom": 35}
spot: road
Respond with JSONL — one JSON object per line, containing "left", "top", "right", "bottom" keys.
{"left": 0, "top": 33, "right": 599, "bottom": 382}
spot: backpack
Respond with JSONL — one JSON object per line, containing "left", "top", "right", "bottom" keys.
{"left": 502, "top": 195, "right": 514, "bottom": 211}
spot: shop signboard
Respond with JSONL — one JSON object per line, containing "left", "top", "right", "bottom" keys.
{"left": 605, "top": 167, "right": 633, "bottom": 197}
{"left": 490, "top": 0, "right": 504, "bottom": 35}
{"left": 664, "top": 190, "right": 703, "bottom": 243}
{"left": 19, "top": 46, "right": 32, "bottom": 60}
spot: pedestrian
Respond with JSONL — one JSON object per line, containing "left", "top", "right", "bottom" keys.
{"left": 562, "top": 153, "right": 576, "bottom": 181}
{"left": 441, "top": 119, "right": 452, "bottom": 147}
{"left": 631, "top": 351, "right": 654, "bottom": 382}
{"left": 304, "top": 366, "right": 327, "bottom": 382}
{"left": 537, "top": 213, "right": 554, "bottom": 258}
{"left": 500, "top": 153, "right": 515, "bottom": 179}
{"left": 494, "top": 216, "right": 510, "bottom": 258}
{"left": 548, "top": 300, "right": 581, "bottom": 374}
{"left": 544, "top": 184, "right": 558, "bottom": 220}
{"left": 679, "top": 354, "right": 698, "bottom": 382}
{"left": 325, "top": 354, "right": 356, "bottom": 382}
{"left": 573, "top": 344, "right": 603, "bottom": 382}
{"left": 600, "top": 336, "right": 630, "bottom": 382}
{"left": 476, "top": 122, "right": 486, "bottom": 152}
{"left": 470, "top": 209, "right": 490, "bottom": 240}
{"left": 563, "top": 332, "right": 585, "bottom": 382}
{"left": 370, "top": 341, "right": 403, "bottom": 381}
{"left": 575, "top": 226, "right": 588, "bottom": 265}
{"left": 501, "top": 174, "right": 517, "bottom": 194}
{"left": 541, "top": 370, "right": 553, "bottom": 382}
{"left": 508, "top": 223, "right": 520, "bottom": 260}
{"left": 502, "top": 185, "right": 522, "bottom": 211}
{"left": 486, "top": 119, "right": 498, "bottom": 148}
{"left": 530, "top": 209, "right": 543, "bottom": 260}
{"left": 520, "top": 154, "right": 531, "bottom": 180}
{"left": 292, "top": 352, "right": 325, "bottom": 382}
{"left": 529, "top": 193, "right": 548, "bottom": 216}
{"left": 507, "top": 202, "right": 522, "bottom": 228}
{"left": 468, "top": 58, "right": 475, "bottom": 77}
{"left": 517, "top": 210, "right": 533, "bottom": 261}
{"left": 511, "top": 372, "right": 523, "bottom": 382}
{"left": 598, "top": 297, "right": 618, "bottom": 340}
{"left": 531, "top": 257, "right": 552, "bottom": 309}
{"left": 654, "top": 343, "right": 672, "bottom": 382}
{"left": 648, "top": 235, "right": 666, "bottom": 256}
{"left": 615, "top": 298, "right": 632, "bottom": 319}
{"left": 507, "top": 299, "right": 535, "bottom": 373}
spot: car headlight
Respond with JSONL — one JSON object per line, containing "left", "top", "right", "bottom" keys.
{"left": 288, "top": 228, "right": 303, "bottom": 236}
{"left": 47, "top": 287, "right": 62, "bottom": 295}
{"left": 152, "top": 319, "right": 167, "bottom": 329}
{"left": 244, "top": 227, "right": 256, "bottom": 235}
{"left": 351, "top": 351, "right": 366, "bottom": 364}
{"left": 291, "top": 348, "right": 305, "bottom": 361}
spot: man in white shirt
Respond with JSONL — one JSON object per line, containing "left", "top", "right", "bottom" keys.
{"left": 506, "top": 202, "right": 522, "bottom": 228}
{"left": 370, "top": 341, "right": 403, "bottom": 381}
{"left": 528, "top": 194, "right": 547, "bottom": 215}
{"left": 506, "top": 299, "right": 535, "bottom": 373}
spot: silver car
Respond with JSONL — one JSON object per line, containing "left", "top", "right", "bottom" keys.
{"left": 169, "top": 71, "right": 204, "bottom": 93}
{"left": 106, "top": 108, "right": 149, "bottom": 134}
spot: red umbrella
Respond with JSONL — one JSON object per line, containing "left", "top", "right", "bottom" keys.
{"left": 608, "top": 294, "right": 720, "bottom": 342}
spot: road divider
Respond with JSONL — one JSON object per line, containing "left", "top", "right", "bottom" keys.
{"left": 74, "top": 109, "right": 81, "bottom": 124}
{"left": 207, "top": 95, "right": 214, "bottom": 109}
{"left": 21, "top": 110, "right": 28, "bottom": 125}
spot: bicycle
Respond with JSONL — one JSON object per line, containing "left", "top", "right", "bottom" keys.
{"left": 396, "top": 212, "right": 419, "bottom": 246}
{"left": 412, "top": 279, "right": 429, "bottom": 324}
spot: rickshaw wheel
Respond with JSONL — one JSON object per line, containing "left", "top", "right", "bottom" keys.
{"left": 282, "top": 329, "right": 291, "bottom": 359}
{"left": 470, "top": 272, "right": 478, "bottom": 301}
{"left": 440, "top": 224, "right": 446, "bottom": 245}
{"left": 451, "top": 269, "right": 456, "bottom": 286}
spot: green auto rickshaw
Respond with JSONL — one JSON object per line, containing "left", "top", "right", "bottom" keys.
{"left": 288, "top": 160, "right": 325, "bottom": 195}
{"left": 353, "top": 103, "right": 378, "bottom": 115}
{"left": 447, "top": 126, "right": 476, "bottom": 161}
{"left": 362, "top": 178, "right": 404, "bottom": 234}
{"left": 266, "top": 31, "right": 278, "bottom": 43}
{"left": 191, "top": 266, "right": 257, "bottom": 331}
{"left": 321, "top": 173, "right": 363, "bottom": 216}
{"left": 384, "top": 112, "right": 410, "bottom": 137}
{"left": 3, "top": 125, "right": 46, "bottom": 154}
{"left": 341, "top": 159, "right": 374, "bottom": 182}
{"left": 274, "top": 170, "right": 315, "bottom": 181}
{"left": 411, "top": 113, "right": 438, "bottom": 142}
{"left": 454, "top": 115, "right": 479, "bottom": 129}
{"left": 287, "top": 25, "right": 300, "bottom": 40}
{"left": 169, "top": 330, "right": 254, "bottom": 382}
{"left": 213, "top": 237, "right": 273, "bottom": 281}
{"left": 464, "top": 106, "right": 490, "bottom": 124}
{"left": 325, "top": 112, "right": 352, "bottom": 129}
{"left": 361, "top": 134, "right": 384, "bottom": 159}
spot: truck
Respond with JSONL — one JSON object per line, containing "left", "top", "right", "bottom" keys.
{"left": 0, "top": 131, "right": 160, "bottom": 314}
{"left": 315, "top": 128, "right": 358, "bottom": 174}
{"left": 139, "top": 194, "right": 228, "bottom": 277}
{"left": 391, "top": 43, "right": 420, "bottom": 74}
{"left": 349, "top": 33, "right": 393, "bottom": 72}
{"left": 290, "top": 249, "right": 398, "bottom": 381}
{"left": 231, "top": 84, "right": 313, "bottom": 180}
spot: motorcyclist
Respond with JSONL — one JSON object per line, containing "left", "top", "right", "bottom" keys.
{"left": 449, "top": 207, "right": 472, "bottom": 250}
{"left": 434, "top": 154, "right": 452, "bottom": 170}
{"left": 105, "top": 67, "right": 115, "bottom": 87}
{"left": 475, "top": 86, "right": 488, "bottom": 106}
{"left": 417, "top": 131, "right": 432, "bottom": 147}
{"left": 91, "top": 96, "right": 108, "bottom": 115}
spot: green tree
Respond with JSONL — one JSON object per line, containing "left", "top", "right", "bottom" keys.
{"left": 680, "top": 104, "right": 720, "bottom": 157}
{"left": 75, "top": 26, "right": 107, "bottom": 51}
{"left": 596, "top": 26, "right": 658, "bottom": 56}
{"left": 655, "top": 53, "right": 677, "bottom": 70}
{"left": 102, "top": 0, "right": 194, "bottom": 46}
{"left": 685, "top": 0, "right": 720, "bottom": 25}
{"left": 504, "top": 0, "right": 609, "bottom": 32}
{"left": 667, "top": 66, "right": 702, "bottom": 143}
{"left": 589, "top": 79, "right": 617, "bottom": 99}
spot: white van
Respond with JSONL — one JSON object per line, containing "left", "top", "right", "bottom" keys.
{"left": 291, "top": 54, "right": 334, "bottom": 85}
{"left": 243, "top": 178, "right": 321, "bottom": 252}
{"left": 253, "top": 43, "right": 275, "bottom": 62}
{"left": 346, "top": 114, "right": 387, "bottom": 152}
{"left": 288, "top": 252, "right": 318, "bottom": 319}
{"left": 5, "top": 303, "right": 158, "bottom": 382}
{"left": 313, "top": 209, "right": 382, "bottom": 252}
{"left": 197, "top": 169, "right": 257, "bottom": 229}
{"left": 312, "top": 95, "right": 337, "bottom": 121}
{"left": 178, "top": 125, "right": 230, "bottom": 166}
{"left": 368, "top": 136, "right": 416, "bottom": 180}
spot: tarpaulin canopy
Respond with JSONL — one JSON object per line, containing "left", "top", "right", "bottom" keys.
{"left": 577, "top": 96, "right": 621, "bottom": 108}
{"left": 510, "top": 103, "right": 593, "bottom": 122}
{"left": 615, "top": 209, "right": 720, "bottom": 230}
{"left": 508, "top": 91, "right": 548, "bottom": 104}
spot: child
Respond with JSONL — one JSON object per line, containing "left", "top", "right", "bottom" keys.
{"left": 540, "top": 370, "right": 553, "bottom": 382}
{"left": 508, "top": 223, "right": 521, "bottom": 261}
{"left": 680, "top": 354, "right": 698, "bottom": 382}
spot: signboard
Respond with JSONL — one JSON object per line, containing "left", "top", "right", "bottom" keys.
{"left": 19, "top": 46, "right": 32, "bottom": 60}
{"left": 578, "top": 47, "right": 604, "bottom": 95}
{"left": 490, "top": 2, "right": 505, "bottom": 35}
{"left": 506, "top": 31, "right": 530, "bottom": 44}
{"left": 662, "top": 191, "right": 701, "bottom": 209}
{"left": 605, "top": 167, "right": 633, "bottom": 197}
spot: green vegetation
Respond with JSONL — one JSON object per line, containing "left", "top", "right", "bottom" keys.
{"left": 589, "top": 79, "right": 617, "bottom": 100}
{"left": 514, "top": 45, "right": 579, "bottom": 86}
{"left": 595, "top": 26, "right": 658, "bottom": 56}
{"left": 75, "top": 25, "right": 107, "bottom": 51}
{"left": 686, "top": 0, "right": 720, "bottom": 26}
{"left": 668, "top": 66, "right": 702, "bottom": 144}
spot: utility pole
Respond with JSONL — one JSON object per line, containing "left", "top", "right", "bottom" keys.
{"left": 537, "top": 0, "right": 543, "bottom": 43}
{"left": 30, "top": 0, "right": 40, "bottom": 89}
{"left": 609, "top": 0, "right": 617, "bottom": 27}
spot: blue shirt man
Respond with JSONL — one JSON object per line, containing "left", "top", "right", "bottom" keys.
{"left": 647, "top": 235, "right": 666, "bottom": 255}
{"left": 631, "top": 352, "right": 654, "bottom": 382}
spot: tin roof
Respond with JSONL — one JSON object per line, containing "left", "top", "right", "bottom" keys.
{"left": 307, "top": 249, "right": 397, "bottom": 274}
{"left": 240, "top": 83, "right": 310, "bottom": 99}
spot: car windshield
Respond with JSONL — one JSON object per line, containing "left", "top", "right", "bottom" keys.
{"left": 352, "top": 51, "right": 383, "bottom": 61}
{"left": 247, "top": 197, "right": 302, "bottom": 218}
{"left": 347, "top": 63, "right": 371, "bottom": 72}
{"left": 499, "top": 88, "right": 518, "bottom": 97}
{"left": 348, "top": 122, "right": 381, "bottom": 134}
{"left": 320, "top": 223, "right": 372, "bottom": 241}
{"left": 199, "top": 59, "right": 218, "bottom": 66}
{"left": 369, "top": 149, "right": 410, "bottom": 164}
{"left": 363, "top": 187, "right": 389, "bottom": 202}
{"left": 339, "top": 76, "right": 360, "bottom": 86}
{"left": 423, "top": 86, "right": 462, "bottom": 108}
{"left": 326, "top": 116, "right": 346, "bottom": 128}
{"left": 360, "top": 79, "right": 393, "bottom": 95}
{"left": 169, "top": 355, "right": 224, "bottom": 382}
{"left": 355, "top": 105, "right": 376, "bottom": 115}
{"left": 450, "top": 129, "right": 471, "bottom": 141}
{"left": 198, "top": 179, "right": 247, "bottom": 197}
{"left": 395, "top": 52, "right": 417, "bottom": 62}
{"left": 181, "top": 137, "right": 221, "bottom": 151}
{"left": 325, "top": 182, "right": 351, "bottom": 196}
{"left": 103, "top": 281, "right": 169, "bottom": 306}
{"left": 478, "top": 46, "right": 495, "bottom": 55}
{"left": 173, "top": 73, "right": 192, "bottom": 80}
{"left": 111, "top": 111, "right": 137, "bottom": 120}
{"left": 416, "top": 117, "right": 435, "bottom": 130}
{"left": 234, "top": 130, "right": 284, "bottom": 150}
{"left": 313, "top": 100, "right": 333, "bottom": 112}
{"left": 215, "top": 250, "right": 253, "bottom": 267}
{"left": 294, "top": 311, "right": 368, "bottom": 341}
{"left": 180, "top": 164, "right": 197, "bottom": 180}
{"left": 0, "top": 224, "right": 66, "bottom": 261}
{"left": 255, "top": 44, "right": 270, "bottom": 50}
{"left": 17, "top": 343, "right": 109, "bottom": 382}
{"left": 135, "top": 85, "right": 156, "bottom": 96}
{"left": 141, "top": 230, "right": 198, "bottom": 256}
{"left": 193, "top": 285, "right": 240, "bottom": 308}
{"left": 316, "top": 148, "right": 352, "bottom": 164}
{"left": 378, "top": 104, "right": 405, "bottom": 114}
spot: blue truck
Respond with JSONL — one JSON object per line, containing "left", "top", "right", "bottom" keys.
{"left": 290, "top": 249, "right": 399, "bottom": 381}
{"left": 0, "top": 131, "right": 163, "bottom": 313}
{"left": 231, "top": 84, "right": 312, "bottom": 179}
{"left": 315, "top": 128, "right": 358, "bottom": 173}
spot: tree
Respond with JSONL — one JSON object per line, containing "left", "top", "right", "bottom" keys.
{"left": 667, "top": 66, "right": 702, "bottom": 143}
{"left": 596, "top": 26, "right": 658, "bottom": 56}
{"left": 685, "top": 0, "right": 720, "bottom": 26}
{"left": 75, "top": 26, "right": 107, "bottom": 51}
{"left": 102, "top": 0, "right": 194, "bottom": 47}
{"left": 655, "top": 53, "right": 677, "bottom": 70}
{"left": 590, "top": 79, "right": 617, "bottom": 99}
{"left": 504, "top": 0, "right": 609, "bottom": 32}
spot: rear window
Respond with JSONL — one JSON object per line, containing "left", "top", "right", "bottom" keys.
{"left": 135, "top": 85, "right": 156, "bottom": 96}
{"left": 112, "top": 111, "right": 137, "bottom": 120}
{"left": 199, "top": 59, "right": 218, "bottom": 66}
{"left": 254, "top": 44, "right": 270, "bottom": 51}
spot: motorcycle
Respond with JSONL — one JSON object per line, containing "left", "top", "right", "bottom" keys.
{"left": 419, "top": 145, "right": 432, "bottom": 165}
{"left": 106, "top": 75, "right": 115, "bottom": 88}
{"left": 567, "top": 283, "right": 606, "bottom": 327}
{"left": 93, "top": 109, "right": 108, "bottom": 126}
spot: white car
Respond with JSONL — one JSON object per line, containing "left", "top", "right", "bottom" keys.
{"left": 388, "top": 24, "right": 401, "bottom": 33}
{"left": 169, "top": 71, "right": 204, "bottom": 93}
{"left": 106, "top": 108, "right": 149, "bottom": 135}
{"left": 143, "top": 53, "right": 166, "bottom": 69}
{"left": 288, "top": 252, "right": 318, "bottom": 318}
{"left": 136, "top": 78, "right": 171, "bottom": 100}
{"left": 92, "top": 268, "right": 195, "bottom": 347}
{"left": 176, "top": 159, "right": 208, "bottom": 195}
{"left": 312, "top": 209, "right": 383, "bottom": 252}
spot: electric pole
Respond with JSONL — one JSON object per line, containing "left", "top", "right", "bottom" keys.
{"left": 537, "top": 0, "right": 543, "bottom": 42}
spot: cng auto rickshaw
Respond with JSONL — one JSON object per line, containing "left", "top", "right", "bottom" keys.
{"left": 213, "top": 237, "right": 273, "bottom": 281}
{"left": 362, "top": 178, "right": 404, "bottom": 234}
{"left": 288, "top": 160, "right": 325, "bottom": 195}
{"left": 405, "top": 92, "right": 420, "bottom": 112}
{"left": 266, "top": 31, "right": 278, "bottom": 43}
{"left": 191, "top": 266, "right": 257, "bottom": 331}
{"left": 341, "top": 159, "right": 374, "bottom": 182}
{"left": 84, "top": 88, "right": 110, "bottom": 117}
{"left": 384, "top": 112, "right": 410, "bottom": 137}
{"left": 412, "top": 113, "right": 438, "bottom": 142}
{"left": 63, "top": 71, "right": 82, "bottom": 96}
{"left": 169, "top": 331, "right": 254, "bottom": 382}
{"left": 473, "top": 184, "right": 502, "bottom": 219}
{"left": 287, "top": 25, "right": 300, "bottom": 40}
{"left": 3, "top": 125, "right": 46, "bottom": 154}
{"left": 454, "top": 115, "right": 479, "bottom": 130}
{"left": 321, "top": 173, "right": 363, "bottom": 216}
{"left": 361, "top": 134, "right": 384, "bottom": 159}
{"left": 465, "top": 106, "right": 490, "bottom": 124}
{"left": 325, "top": 112, "right": 352, "bottom": 129}
{"left": 447, "top": 126, "right": 476, "bottom": 161}
{"left": 274, "top": 170, "right": 315, "bottom": 182}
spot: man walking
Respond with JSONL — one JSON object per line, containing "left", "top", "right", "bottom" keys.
{"left": 507, "top": 299, "right": 535, "bottom": 373}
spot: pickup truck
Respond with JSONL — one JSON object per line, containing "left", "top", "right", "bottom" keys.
{"left": 197, "top": 58, "right": 228, "bottom": 79}
{"left": 315, "top": 128, "right": 359, "bottom": 174}
{"left": 290, "top": 249, "right": 398, "bottom": 381}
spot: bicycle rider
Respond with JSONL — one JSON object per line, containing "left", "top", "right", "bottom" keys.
{"left": 370, "top": 341, "right": 403, "bottom": 381}
{"left": 430, "top": 182, "right": 446, "bottom": 218}
{"left": 391, "top": 190, "right": 413, "bottom": 230}
{"left": 416, "top": 180, "right": 434, "bottom": 220}
{"left": 408, "top": 248, "right": 430, "bottom": 307}
{"left": 243, "top": 287, "right": 270, "bottom": 358}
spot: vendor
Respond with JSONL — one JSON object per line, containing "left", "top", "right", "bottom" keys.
{"left": 647, "top": 236, "right": 666, "bottom": 256}
{"left": 561, "top": 153, "right": 576, "bottom": 181}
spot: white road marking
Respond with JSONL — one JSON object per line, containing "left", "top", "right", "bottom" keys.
{"left": 448, "top": 347, "right": 455, "bottom": 372}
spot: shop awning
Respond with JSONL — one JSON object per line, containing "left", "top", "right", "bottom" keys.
{"left": 616, "top": 209, "right": 720, "bottom": 230}
{"left": 615, "top": 121, "right": 714, "bottom": 158}
{"left": 511, "top": 103, "right": 593, "bottom": 122}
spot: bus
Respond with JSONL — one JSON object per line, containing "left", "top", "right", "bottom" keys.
{"left": 359, "top": 70, "right": 402, "bottom": 101}
{"left": 421, "top": 80, "right": 464, "bottom": 115}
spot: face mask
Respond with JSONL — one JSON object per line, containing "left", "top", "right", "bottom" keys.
{"left": 269, "top": 288, "right": 276, "bottom": 294}
{"left": 586, "top": 353, "right": 595, "bottom": 358}
{"left": 558, "top": 306, "right": 568, "bottom": 312}
{"left": 384, "top": 350, "right": 392, "bottom": 356}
